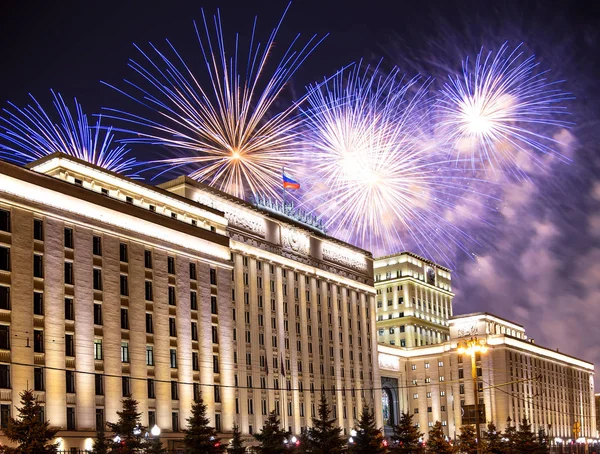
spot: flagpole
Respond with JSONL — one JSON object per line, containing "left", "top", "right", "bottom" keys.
{"left": 282, "top": 166, "right": 286, "bottom": 209}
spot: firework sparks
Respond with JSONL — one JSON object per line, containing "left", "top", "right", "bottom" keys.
{"left": 437, "top": 42, "right": 572, "bottom": 178}
{"left": 0, "top": 91, "right": 136, "bottom": 175}
{"left": 103, "top": 4, "right": 325, "bottom": 200}
{"left": 301, "top": 63, "right": 490, "bottom": 260}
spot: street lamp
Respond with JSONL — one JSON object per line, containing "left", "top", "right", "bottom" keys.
{"left": 151, "top": 424, "right": 161, "bottom": 437}
{"left": 457, "top": 337, "right": 488, "bottom": 454}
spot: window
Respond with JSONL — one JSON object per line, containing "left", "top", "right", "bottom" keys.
{"left": 413, "top": 393, "right": 419, "bottom": 399}
{"left": 458, "top": 369, "right": 464, "bottom": 379}
{"left": 427, "top": 392, "right": 432, "bottom": 398}
{"left": 147, "top": 410, "right": 155, "bottom": 429}
{"left": 120, "top": 275, "right": 129, "bottom": 296}
{"left": 145, "top": 281, "right": 153, "bottom": 301}
{"left": 122, "top": 377, "right": 131, "bottom": 397}
{"left": 94, "top": 303, "right": 103, "bottom": 325}
{"left": 414, "top": 408, "right": 419, "bottom": 414}
{"left": 168, "top": 286, "right": 176, "bottom": 305}
{"left": 64, "top": 228, "right": 74, "bottom": 249}
{"left": 438, "top": 361, "right": 444, "bottom": 367}
{"left": 94, "top": 339, "right": 103, "bottom": 360}
{"left": 0, "top": 247, "right": 9, "bottom": 271}
{"left": 120, "top": 308, "right": 129, "bottom": 329}
{"left": 192, "top": 352, "right": 199, "bottom": 371}
{"left": 66, "top": 371, "right": 75, "bottom": 393}
{"left": 459, "top": 384, "right": 465, "bottom": 395}
{"left": 210, "top": 268, "right": 217, "bottom": 285}
{"left": 191, "top": 322, "right": 198, "bottom": 341}
{"left": 64, "top": 297, "right": 74, "bottom": 320}
{"left": 0, "top": 210, "right": 10, "bottom": 232}
{"left": 147, "top": 379, "right": 155, "bottom": 398}
{"left": 126, "top": 196, "right": 133, "bottom": 204}
{"left": 96, "top": 409, "right": 104, "bottom": 431}
{"left": 93, "top": 269, "right": 102, "bottom": 291}
{"left": 439, "top": 376, "right": 445, "bottom": 382}
{"left": 412, "top": 364, "right": 417, "bottom": 370}
{"left": 440, "top": 391, "right": 446, "bottom": 397}
{"left": 64, "top": 262, "right": 73, "bottom": 284}
{"left": 170, "top": 349, "right": 177, "bottom": 368}
{"left": 34, "top": 367, "right": 44, "bottom": 391}
{"left": 171, "top": 412, "right": 179, "bottom": 432}
{"left": 95, "top": 374, "right": 104, "bottom": 395}
{"left": 213, "top": 355, "right": 219, "bottom": 373}
{"left": 146, "top": 346, "right": 154, "bottom": 366}
{"left": 0, "top": 326, "right": 9, "bottom": 350}
{"left": 66, "top": 407, "right": 76, "bottom": 430}
{"left": 211, "top": 296, "right": 218, "bottom": 314}
{"left": 171, "top": 381, "right": 178, "bottom": 400}
{"left": 121, "top": 342, "right": 130, "bottom": 363}
{"left": 425, "top": 362, "right": 430, "bottom": 369}
{"left": 66, "top": 334, "right": 75, "bottom": 357}
{"left": 33, "top": 254, "right": 43, "bottom": 278}
{"left": 119, "top": 243, "right": 128, "bottom": 262}
{"left": 214, "top": 385, "right": 221, "bottom": 403}
{"left": 145, "top": 313, "right": 153, "bottom": 333}
{"left": 190, "top": 291, "right": 197, "bottom": 310}
{"left": 34, "top": 330, "right": 43, "bottom": 353}
{"left": 0, "top": 286, "right": 9, "bottom": 310}
{"left": 93, "top": 236, "right": 102, "bottom": 256}
{"left": 144, "top": 250, "right": 152, "bottom": 269}
{"left": 167, "top": 257, "right": 175, "bottom": 274}
{"left": 0, "top": 365, "right": 9, "bottom": 389}
{"left": 169, "top": 318, "right": 177, "bottom": 337}
{"left": 33, "top": 292, "right": 43, "bottom": 315}
{"left": 189, "top": 263, "right": 197, "bottom": 280}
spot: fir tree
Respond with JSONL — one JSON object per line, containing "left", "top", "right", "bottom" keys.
{"left": 481, "top": 422, "right": 505, "bottom": 454}
{"left": 145, "top": 436, "right": 166, "bottom": 454}
{"left": 425, "top": 421, "right": 455, "bottom": 454}
{"left": 349, "top": 407, "right": 387, "bottom": 454}
{"left": 254, "top": 410, "right": 289, "bottom": 454}
{"left": 0, "top": 389, "right": 58, "bottom": 454}
{"left": 228, "top": 424, "right": 246, "bottom": 454}
{"left": 515, "top": 418, "right": 538, "bottom": 453}
{"left": 502, "top": 417, "right": 518, "bottom": 454}
{"left": 92, "top": 423, "right": 110, "bottom": 454}
{"left": 106, "top": 396, "right": 146, "bottom": 454}
{"left": 302, "top": 395, "right": 347, "bottom": 454}
{"left": 390, "top": 412, "right": 423, "bottom": 453}
{"left": 184, "top": 396, "right": 225, "bottom": 454}
{"left": 536, "top": 428, "right": 549, "bottom": 454}
{"left": 457, "top": 425, "right": 477, "bottom": 454}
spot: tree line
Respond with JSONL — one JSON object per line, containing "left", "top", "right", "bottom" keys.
{"left": 0, "top": 390, "right": 550, "bottom": 453}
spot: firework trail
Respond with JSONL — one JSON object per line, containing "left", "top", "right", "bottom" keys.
{"left": 103, "top": 3, "right": 325, "bottom": 200}
{"left": 437, "top": 42, "right": 572, "bottom": 179}
{"left": 300, "top": 63, "right": 493, "bottom": 261}
{"left": 0, "top": 91, "right": 136, "bottom": 175}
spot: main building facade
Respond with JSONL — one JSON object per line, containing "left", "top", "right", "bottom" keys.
{"left": 0, "top": 154, "right": 380, "bottom": 450}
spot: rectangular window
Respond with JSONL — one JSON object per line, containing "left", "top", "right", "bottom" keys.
{"left": 191, "top": 322, "right": 198, "bottom": 341}
{"left": 64, "top": 297, "right": 74, "bottom": 320}
{"left": 121, "top": 342, "right": 130, "bottom": 363}
{"left": 210, "top": 268, "right": 217, "bottom": 285}
{"left": 171, "top": 381, "right": 178, "bottom": 400}
{"left": 170, "top": 349, "right": 177, "bottom": 368}
{"left": 214, "top": 385, "right": 221, "bottom": 403}
{"left": 145, "top": 281, "right": 153, "bottom": 301}
{"left": 93, "top": 303, "right": 103, "bottom": 325}
{"left": 211, "top": 296, "right": 218, "bottom": 314}
{"left": 0, "top": 286, "right": 9, "bottom": 310}
{"left": 192, "top": 352, "right": 199, "bottom": 371}
{"left": 119, "top": 243, "right": 128, "bottom": 262}
{"left": 95, "top": 374, "right": 104, "bottom": 395}
{"left": 189, "top": 263, "right": 197, "bottom": 280}
{"left": 0, "top": 404, "right": 8, "bottom": 429}
{"left": 145, "top": 313, "right": 153, "bottom": 333}
{"left": 67, "top": 407, "right": 75, "bottom": 431}
{"left": 122, "top": 377, "right": 131, "bottom": 397}
{"left": 0, "top": 365, "right": 9, "bottom": 389}
{"left": 168, "top": 286, "right": 176, "bottom": 305}
{"left": 33, "top": 330, "right": 43, "bottom": 353}
{"left": 190, "top": 291, "right": 197, "bottom": 310}
{"left": 146, "top": 346, "right": 154, "bottom": 366}
{"left": 66, "top": 371, "right": 75, "bottom": 393}
{"left": 120, "top": 308, "right": 129, "bottom": 329}
{"left": 33, "top": 292, "right": 43, "bottom": 315}
{"left": 211, "top": 326, "right": 217, "bottom": 344}
{"left": 169, "top": 318, "right": 177, "bottom": 337}
{"left": 213, "top": 355, "right": 219, "bottom": 373}
{"left": 147, "top": 379, "right": 155, "bottom": 398}
{"left": 0, "top": 210, "right": 10, "bottom": 232}
{"left": 144, "top": 250, "right": 153, "bottom": 269}
{"left": 64, "top": 228, "right": 74, "bottom": 249}
{"left": 65, "top": 334, "right": 75, "bottom": 357}
{"left": 0, "top": 326, "right": 9, "bottom": 350}
{"left": 171, "top": 412, "right": 179, "bottom": 432}
{"left": 120, "top": 275, "right": 128, "bottom": 296}
{"left": 0, "top": 247, "right": 9, "bottom": 272}
{"left": 34, "top": 367, "right": 44, "bottom": 391}
{"left": 93, "top": 269, "right": 102, "bottom": 291}
{"left": 33, "top": 254, "right": 43, "bottom": 278}
{"left": 64, "top": 262, "right": 73, "bottom": 284}
{"left": 167, "top": 257, "right": 175, "bottom": 274}
{"left": 33, "top": 220, "right": 47, "bottom": 243}
{"left": 94, "top": 339, "right": 103, "bottom": 360}
{"left": 95, "top": 409, "right": 104, "bottom": 431}
{"left": 93, "top": 236, "right": 102, "bottom": 256}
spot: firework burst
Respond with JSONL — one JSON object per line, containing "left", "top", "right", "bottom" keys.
{"left": 437, "top": 42, "right": 572, "bottom": 178}
{"left": 103, "top": 4, "right": 325, "bottom": 200}
{"left": 301, "top": 63, "right": 490, "bottom": 260}
{"left": 0, "top": 91, "right": 136, "bottom": 174}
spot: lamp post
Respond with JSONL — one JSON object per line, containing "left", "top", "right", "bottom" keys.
{"left": 457, "top": 337, "right": 488, "bottom": 454}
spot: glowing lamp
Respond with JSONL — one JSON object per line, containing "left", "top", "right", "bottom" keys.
{"left": 151, "top": 424, "right": 161, "bottom": 437}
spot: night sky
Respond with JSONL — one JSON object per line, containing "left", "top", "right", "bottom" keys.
{"left": 2, "top": 1, "right": 599, "bottom": 378}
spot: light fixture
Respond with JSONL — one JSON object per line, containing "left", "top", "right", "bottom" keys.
{"left": 114, "top": 435, "right": 121, "bottom": 443}
{"left": 151, "top": 424, "right": 161, "bottom": 437}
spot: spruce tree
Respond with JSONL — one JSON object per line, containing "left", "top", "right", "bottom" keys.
{"left": 515, "top": 418, "right": 538, "bottom": 453}
{"left": 0, "top": 389, "right": 58, "bottom": 454}
{"left": 457, "top": 425, "right": 477, "bottom": 454}
{"left": 502, "top": 417, "right": 518, "bottom": 454}
{"left": 349, "top": 407, "right": 387, "bottom": 454}
{"left": 92, "top": 423, "right": 110, "bottom": 454}
{"left": 302, "top": 395, "right": 347, "bottom": 454}
{"left": 481, "top": 422, "right": 505, "bottom": 454}
{"left": 390, "top": 412, "right": 423, "bottom": 453}
{"left": 254, "top": 410, "right": 289, "bottom": 454}
{"left": 107, "top": 396, "right": 146, "bottom": 454}
{"left": 183, "top": 396, "right": 225, "bottom": 454}
{"left": 228, "top": 424, "right": 246, "bottom": 454}
{"left": 536, "top": 428, "right": 549, "bottom": 454}
{"left": 425, "top": 421, "right": 454, "bottom": 454}
{"left": 145, "top": 436, "right": 167, "bottom": 454}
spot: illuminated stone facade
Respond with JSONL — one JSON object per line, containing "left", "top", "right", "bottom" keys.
{"left": 374, "top": 252, "right": 453, "bottom": 348}
{"left": 0, "top": 154, "right": 380, "bottom": 450}
{"left": 378, "top": 312, "right": 597, "bottom": 442}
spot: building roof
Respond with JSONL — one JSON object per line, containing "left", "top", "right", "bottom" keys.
{"left": 450, "top": 312, "right": 526, "bottom": 330}
{"left": 374, "top": 250, "right": 451, "bottom": 273}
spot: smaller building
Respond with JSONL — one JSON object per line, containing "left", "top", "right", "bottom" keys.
{"left": 374, "top": 252, "right": 453, "bottom": 348}
{"left": 378, "top": 312, "right": 596, "bottom": 442}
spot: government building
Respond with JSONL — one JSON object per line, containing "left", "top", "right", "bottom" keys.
{"left": 0, "top": 153, "right": 381, "bottom": 450}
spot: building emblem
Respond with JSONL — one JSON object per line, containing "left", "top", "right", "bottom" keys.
{"left": 281, "top": 226, "right": 309, "bottom": 255}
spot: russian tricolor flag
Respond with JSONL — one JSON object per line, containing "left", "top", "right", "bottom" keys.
{"left": 283, "top": 172, "right": 300, "bottom": 190}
